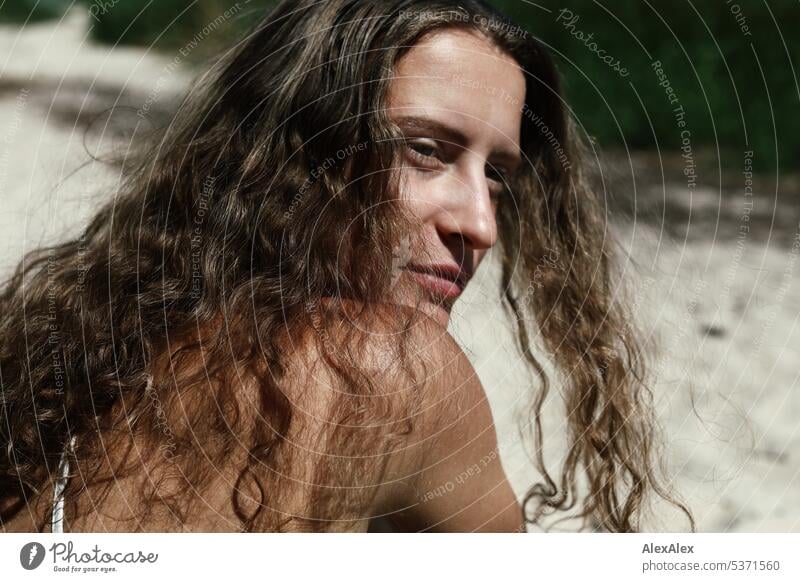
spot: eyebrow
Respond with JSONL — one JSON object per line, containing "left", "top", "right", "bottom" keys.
{"left": 393, "top": 114, "right": 522, "bottom": 169}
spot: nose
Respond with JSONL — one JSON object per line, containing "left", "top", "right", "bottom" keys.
{"left": 434, "top": 164, "right": 498, "bottom": 254}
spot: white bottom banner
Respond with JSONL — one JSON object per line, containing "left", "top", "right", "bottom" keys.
{"left": 1, "top": 533, "right": 797, "bottom": 581}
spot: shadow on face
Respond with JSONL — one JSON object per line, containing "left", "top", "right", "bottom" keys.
{"left": 385, "top": 28, "right": 526, "bottom": 326}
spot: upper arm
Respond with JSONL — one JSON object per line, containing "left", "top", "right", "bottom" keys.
{"left": 373, "top": 315, "right": 524, "bottom": 532}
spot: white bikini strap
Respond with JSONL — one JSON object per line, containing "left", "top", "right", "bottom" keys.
{"left": 50, "top": 375, "right": 152, "bottom": 532}
{"left": 51, "top": 434, "right": 77, "bottom": 533}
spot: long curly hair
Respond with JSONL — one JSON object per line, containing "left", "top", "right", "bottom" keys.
{"left": 0, "top": 0, "right": 693, "bottom": 532}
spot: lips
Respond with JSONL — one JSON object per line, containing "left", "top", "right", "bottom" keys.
{"left": 404, "top": 262, "right": 469, "bottom": 302}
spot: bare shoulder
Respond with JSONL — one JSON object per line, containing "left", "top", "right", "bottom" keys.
{"left": 280, "top": 301, "right": 522, "bottom": 531}
{"left": 282, "top": 300, "right": 480, "bottom": 419}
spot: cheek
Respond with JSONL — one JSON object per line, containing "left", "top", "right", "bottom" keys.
{"left": 398, "top": 172, "right": 439, "bottom": 222}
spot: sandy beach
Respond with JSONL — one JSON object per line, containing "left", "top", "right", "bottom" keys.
{"left": 2, "top": 9, "right": 798, "bottom": 532}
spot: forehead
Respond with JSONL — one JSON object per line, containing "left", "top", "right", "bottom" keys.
{"left": 386, "top": 28, "right": 526, "bottom": 148}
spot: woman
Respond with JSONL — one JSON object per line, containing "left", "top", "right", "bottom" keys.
{"left": 0, "top": 0, "right": 692, "bottom": 532}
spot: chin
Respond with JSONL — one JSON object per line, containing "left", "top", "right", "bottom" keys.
{"left": 391, "top": 270, "right": 456, "bottom": 327}
{"left": 417, "top": 300, "right": 452, "bottom": 328}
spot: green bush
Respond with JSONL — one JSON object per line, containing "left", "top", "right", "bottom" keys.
{"left": 1, "top": 0, "right": 796, "bottom": 170}
{"left": 83, "top": 0, "right": 278, "bottom": 60}
{"left": 492, "top": 0, "right": 799, "bottom": 170}
{"left": 0, "top": 0, "right": 70, "bottom": 22}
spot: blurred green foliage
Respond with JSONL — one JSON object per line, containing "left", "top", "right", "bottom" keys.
{"left": 0, "top": 0, "right": 278, "bottom": 57}
{"left": 1, "top": 0, "right": 797, "bottom": 170}
{"left": 494, "top": 0, "right": 799, "bottom": 172}
{"left": 0, "top": 0, "right": 70, "bottom": 21}
{"left": 82, "top": 0, "right": 278, "bottom": 55}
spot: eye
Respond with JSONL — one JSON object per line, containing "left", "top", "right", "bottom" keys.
{"left": 486, "top": 165, "right": 510, "bottom": 198}
{"left": 405, "top": 139, "right": 442, "bottom": 169}
{"left": 486, "top": 166, "right": 508, "bottom": 184}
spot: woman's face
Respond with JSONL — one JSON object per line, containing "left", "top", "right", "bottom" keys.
{"left": 386, "top": 28, "right": 526, "bottom": 326}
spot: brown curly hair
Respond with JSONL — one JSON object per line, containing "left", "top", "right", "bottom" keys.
{"left": 0, "top": 0, "right": 693, "bottom": 532}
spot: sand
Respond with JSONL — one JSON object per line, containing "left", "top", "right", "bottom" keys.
{"left": 2, "top": 9, "right": 798, "bottom": 532}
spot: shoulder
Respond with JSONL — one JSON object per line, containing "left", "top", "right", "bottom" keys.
{"left": 280, "top": 301, "right": 518, "bottom": 530}
{"left": 282, "top": 300, "right": 482, "bottom": 420}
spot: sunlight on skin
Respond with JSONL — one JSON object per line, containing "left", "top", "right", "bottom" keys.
{"left": 386, "top": 29, "right": 526, "bottom": 327}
